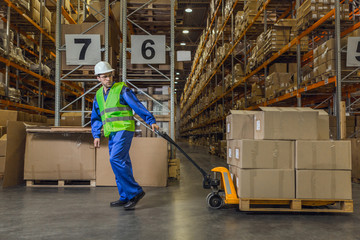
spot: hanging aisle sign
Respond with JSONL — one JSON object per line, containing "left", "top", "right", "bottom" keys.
{"left": 65, "top": 34, "right": 101, "bottom": 65}
{"left": 347, "top": 37, "right": 360, "bottom": 67}
{"left": 131, "top": 35, "right": 166, "bottom": 64}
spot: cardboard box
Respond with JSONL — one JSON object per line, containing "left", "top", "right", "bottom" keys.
{"left": 315, "top": 109, "right": 330, "bottom": 140}
{"left": 254, "top": 107, "right": 318, "bottom": 140}
{"left": 96, "top": 137, "right": 168, "bottom": 187}
{"left": 0, "top": 126, "right": 6, "bottom": 138}
{"left": 269, "top": 63, "right": 287, "bottom": 74}
{"left": 0, "top": 139, "right": 6, "bottom": 156}
{"left": 226, "top": 110, "right": 255, "bottom": 140}
{"left": 295, "top": 140, "right": 351, "bottom": 170}
{"left": 235, "top": 168, "right": 295, "bottom": 199}
{"left": 24, "top": 130, "right": 96, "bottom": 180}
{"left": 233, "top": 140, "right": 294, "bottom": 169}
{"left": 296, "top": 170, "right": 352, "bottom": 199}
{"left": 61, "top": 113, "right": 82, "bottom": 126}
{"left": 351, "top": 139, "right": 360, "bottom": 179}
{"left": 0, "top": 110, "right": 24, "bottom": 126}
{"left": 0, "top": 156, "right": 5, "bottom": 173}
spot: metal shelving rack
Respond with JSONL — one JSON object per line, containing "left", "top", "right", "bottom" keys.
{"left": 0, "top": 0, "right": 84, "bottom": 114}
{"left": 54, "top": 0, "right": 175, "bottom": 140}
{"left": 180, "top": 0, "right": 360, "bottom": 142}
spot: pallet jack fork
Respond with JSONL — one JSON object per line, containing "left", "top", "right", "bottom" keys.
{"left": 155, "top": 130, "right": 239, "bottom": 209}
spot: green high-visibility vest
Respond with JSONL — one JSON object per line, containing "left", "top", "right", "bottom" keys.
{"left": 96, "top": 82, "right": 135, "bottom": 137}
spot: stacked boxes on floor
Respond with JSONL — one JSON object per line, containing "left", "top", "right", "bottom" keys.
{"left": 226, "top": 107, "right": 352, "bottom": 203}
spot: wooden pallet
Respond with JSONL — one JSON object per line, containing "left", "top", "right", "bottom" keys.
{"left": 26, "top": 180, "right": 96, "bottom": 188}
{"left": 239, "top": 198, "right": 353, "bottom": 213}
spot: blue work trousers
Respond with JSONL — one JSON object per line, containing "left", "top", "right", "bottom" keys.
{"left": 108, "top": 130, "right": 143, "bottom": 201}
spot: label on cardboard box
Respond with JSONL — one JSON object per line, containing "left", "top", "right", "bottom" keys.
{"left": 228, "top": 148, "right": 232, "bottom": 158}
{"left": 235, "top": 148, "right": 239, "bottom": 160}
{"left": 256, "top": 120, "right": 260, "bottom": 130}
{"left": 227, "top": 123, "right": 230, "bottom": 133}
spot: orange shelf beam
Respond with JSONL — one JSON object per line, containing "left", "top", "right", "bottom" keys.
{"left": 0, "top": 99, "right": 54, "bottom": 114}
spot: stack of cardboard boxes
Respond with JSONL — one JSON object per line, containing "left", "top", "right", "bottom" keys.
{"left": 264, "top": 63, "right": 297, "bottom": 99}
{"left": 226, "top": 107, "right": 352, "bottom": 201}
{"left": 313, "top": 38, "right": 336, "bottom": 80}
{"left": 295, "top": 0, "right": 349, "bottom": 32}
{"left": 30, "top": 0, "right": 52, "bottom": 33}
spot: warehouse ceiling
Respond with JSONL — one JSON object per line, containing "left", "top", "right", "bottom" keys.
{"left": 175, "top": 0, "right": 210, "bottom": 97}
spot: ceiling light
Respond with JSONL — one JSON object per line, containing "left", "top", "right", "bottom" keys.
{"left": 182, "top": 30, "right": 189, "bottom": 34}
{"left": 176, "top": 77, "right": 179, "bottom": 80}
{"left": 185, "top": 8, "right": 192, "bottom": 13}
{"left": 175, "top": 82, "right": 178, "bottom": 84}
{"left": 180, "top": 42, "right": 186, "bottom": 46}
{"left": 176, "top": 72, "right": 180, "bottom": 75}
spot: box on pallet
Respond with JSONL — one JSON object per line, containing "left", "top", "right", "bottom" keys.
{"left": 24, "top": 129, "right": 96, "bottom": 180}
{"left": 296, "top": 170, "right": 352, "bottom": 199}
{"left": 254, "top": 107, "right": 318, "bottom": 140}
{"left": 226, "top": 110, "right": 255, "bottom": 140}
{"left": 351, "top": 139, "right": 360, "bottom": 180}
{"left": 229, "top": 140, "right": 294, "bottom": 169}
{"left": 234, "top": 168, "right": 295, "bottom": 199}
{"left": 295, "top": 140, "right": 351, "bottom": 170}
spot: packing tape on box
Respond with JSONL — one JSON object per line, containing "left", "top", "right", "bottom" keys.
{"left": 311, "top": 170, "right": 316, "bottom": 199}
{"left": 272, "top": 142, "right": 279, "bottom": 169}
{"left": 250, "top": 141, "right": 259, "bottom": 169}
{"left": 250, "top": 170, "right": 255, "bottom": 198}
{"left": 279, "top": 169, "right": 284, "bottom": 198}
{"left": 311, "top": 143, "right": 318, "bottom": 169}
{"left": 330, "top": 143, "right": 336, "bottom": 169}
{"left": 331, "top": 170, "right": 336, "bottom": 199}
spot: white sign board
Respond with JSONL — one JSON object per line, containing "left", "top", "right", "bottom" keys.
{"left": 65, "top": 34, "right": 101, "bottom": 65}
{"left": 347, "top": 37, "right": 360, "bottom": 67}
{"left": 177, "top": 50, "right": 191, "bottom": 61}
{"left": 131, "top": 35, "right": 166, "bottom": 64}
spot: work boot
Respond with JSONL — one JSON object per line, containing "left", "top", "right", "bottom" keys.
{"left": 110, "top": 199, "right": 128, "bottom": 207}
{"left": 123, "top": 191, "right": 145, "bottom": 210}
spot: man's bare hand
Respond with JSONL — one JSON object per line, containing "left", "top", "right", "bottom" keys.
{"left": 151, "top": 123, "right": 159, "bottom": 132}
{"left": 94, "top": 138, "right": 100, "bottom": 148}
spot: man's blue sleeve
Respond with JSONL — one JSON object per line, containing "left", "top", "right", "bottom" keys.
{"left": 121, "top": 87, "right": 156, "bottom": 126}
{"left": 91, "top": 96, "right": 102, "bottom": 139}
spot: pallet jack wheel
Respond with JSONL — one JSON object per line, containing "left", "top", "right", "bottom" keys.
{"left": 207, "top": 192, "right": 224, "bottom": 209}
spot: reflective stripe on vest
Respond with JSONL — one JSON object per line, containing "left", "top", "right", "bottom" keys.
{"left": 96, "top": 82, "right": 135, "bottom": 137}
{"left": 100, "top": 106, "right": 132, "bottom": 116}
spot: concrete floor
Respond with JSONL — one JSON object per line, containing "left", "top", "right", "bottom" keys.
{"left": 0, "top": 142, "right": 360, "bottom": 240}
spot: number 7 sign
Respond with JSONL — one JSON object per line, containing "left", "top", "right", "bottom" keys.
{"left": 65, "top": 34, "right": 101, "bottom": 65}
{"left": 347, "top": 37, "right": 360, "bottom": 67}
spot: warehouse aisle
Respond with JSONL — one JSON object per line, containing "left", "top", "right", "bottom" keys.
{"left": 1, "top": 142, "right": 360, "bottom": 240}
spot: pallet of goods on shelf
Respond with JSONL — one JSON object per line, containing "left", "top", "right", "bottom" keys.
{"left": 295, "top": 0, "right": 350, "bottom": 32}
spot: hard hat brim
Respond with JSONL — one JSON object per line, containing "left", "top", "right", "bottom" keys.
{"left": 95, "top": 68, "right": 115, "bottom": 75}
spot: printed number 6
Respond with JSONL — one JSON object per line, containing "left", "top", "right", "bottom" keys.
{"left": 142, "top": 39, "right": 155, "bottom": 60}
{"left": 74, "top": 38, "right": 92, "bottom": 60}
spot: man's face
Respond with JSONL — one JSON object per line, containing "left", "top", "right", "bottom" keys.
{"left": 97, "top": 72, "right": 114, "bottom": 88}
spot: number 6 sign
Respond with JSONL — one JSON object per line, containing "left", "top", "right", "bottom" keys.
{"left": 131, "top": 35, "right": 166, "bottom": 64}
{"left": 65, "top": 34, "right": 101, "bottom": 65}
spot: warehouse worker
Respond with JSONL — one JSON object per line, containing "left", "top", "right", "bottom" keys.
{"left": 91, "top": 61, "right": 159, "bottom": 210}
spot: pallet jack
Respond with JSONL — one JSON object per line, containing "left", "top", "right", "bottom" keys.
{"left": 155, "top": 129, "right": 239, "bottom": 209}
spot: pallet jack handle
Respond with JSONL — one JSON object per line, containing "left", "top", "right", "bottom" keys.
{"left": 154, "top": 129, "right": 212, "bottom": 189}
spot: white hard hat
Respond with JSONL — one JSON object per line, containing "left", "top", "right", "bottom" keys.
{"left": 94, "top": 61, "right": 114, "bottom": 75}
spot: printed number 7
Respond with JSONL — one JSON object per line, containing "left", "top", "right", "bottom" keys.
{"left": 74, "top": 38, "right": 92, "bottom": 60}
